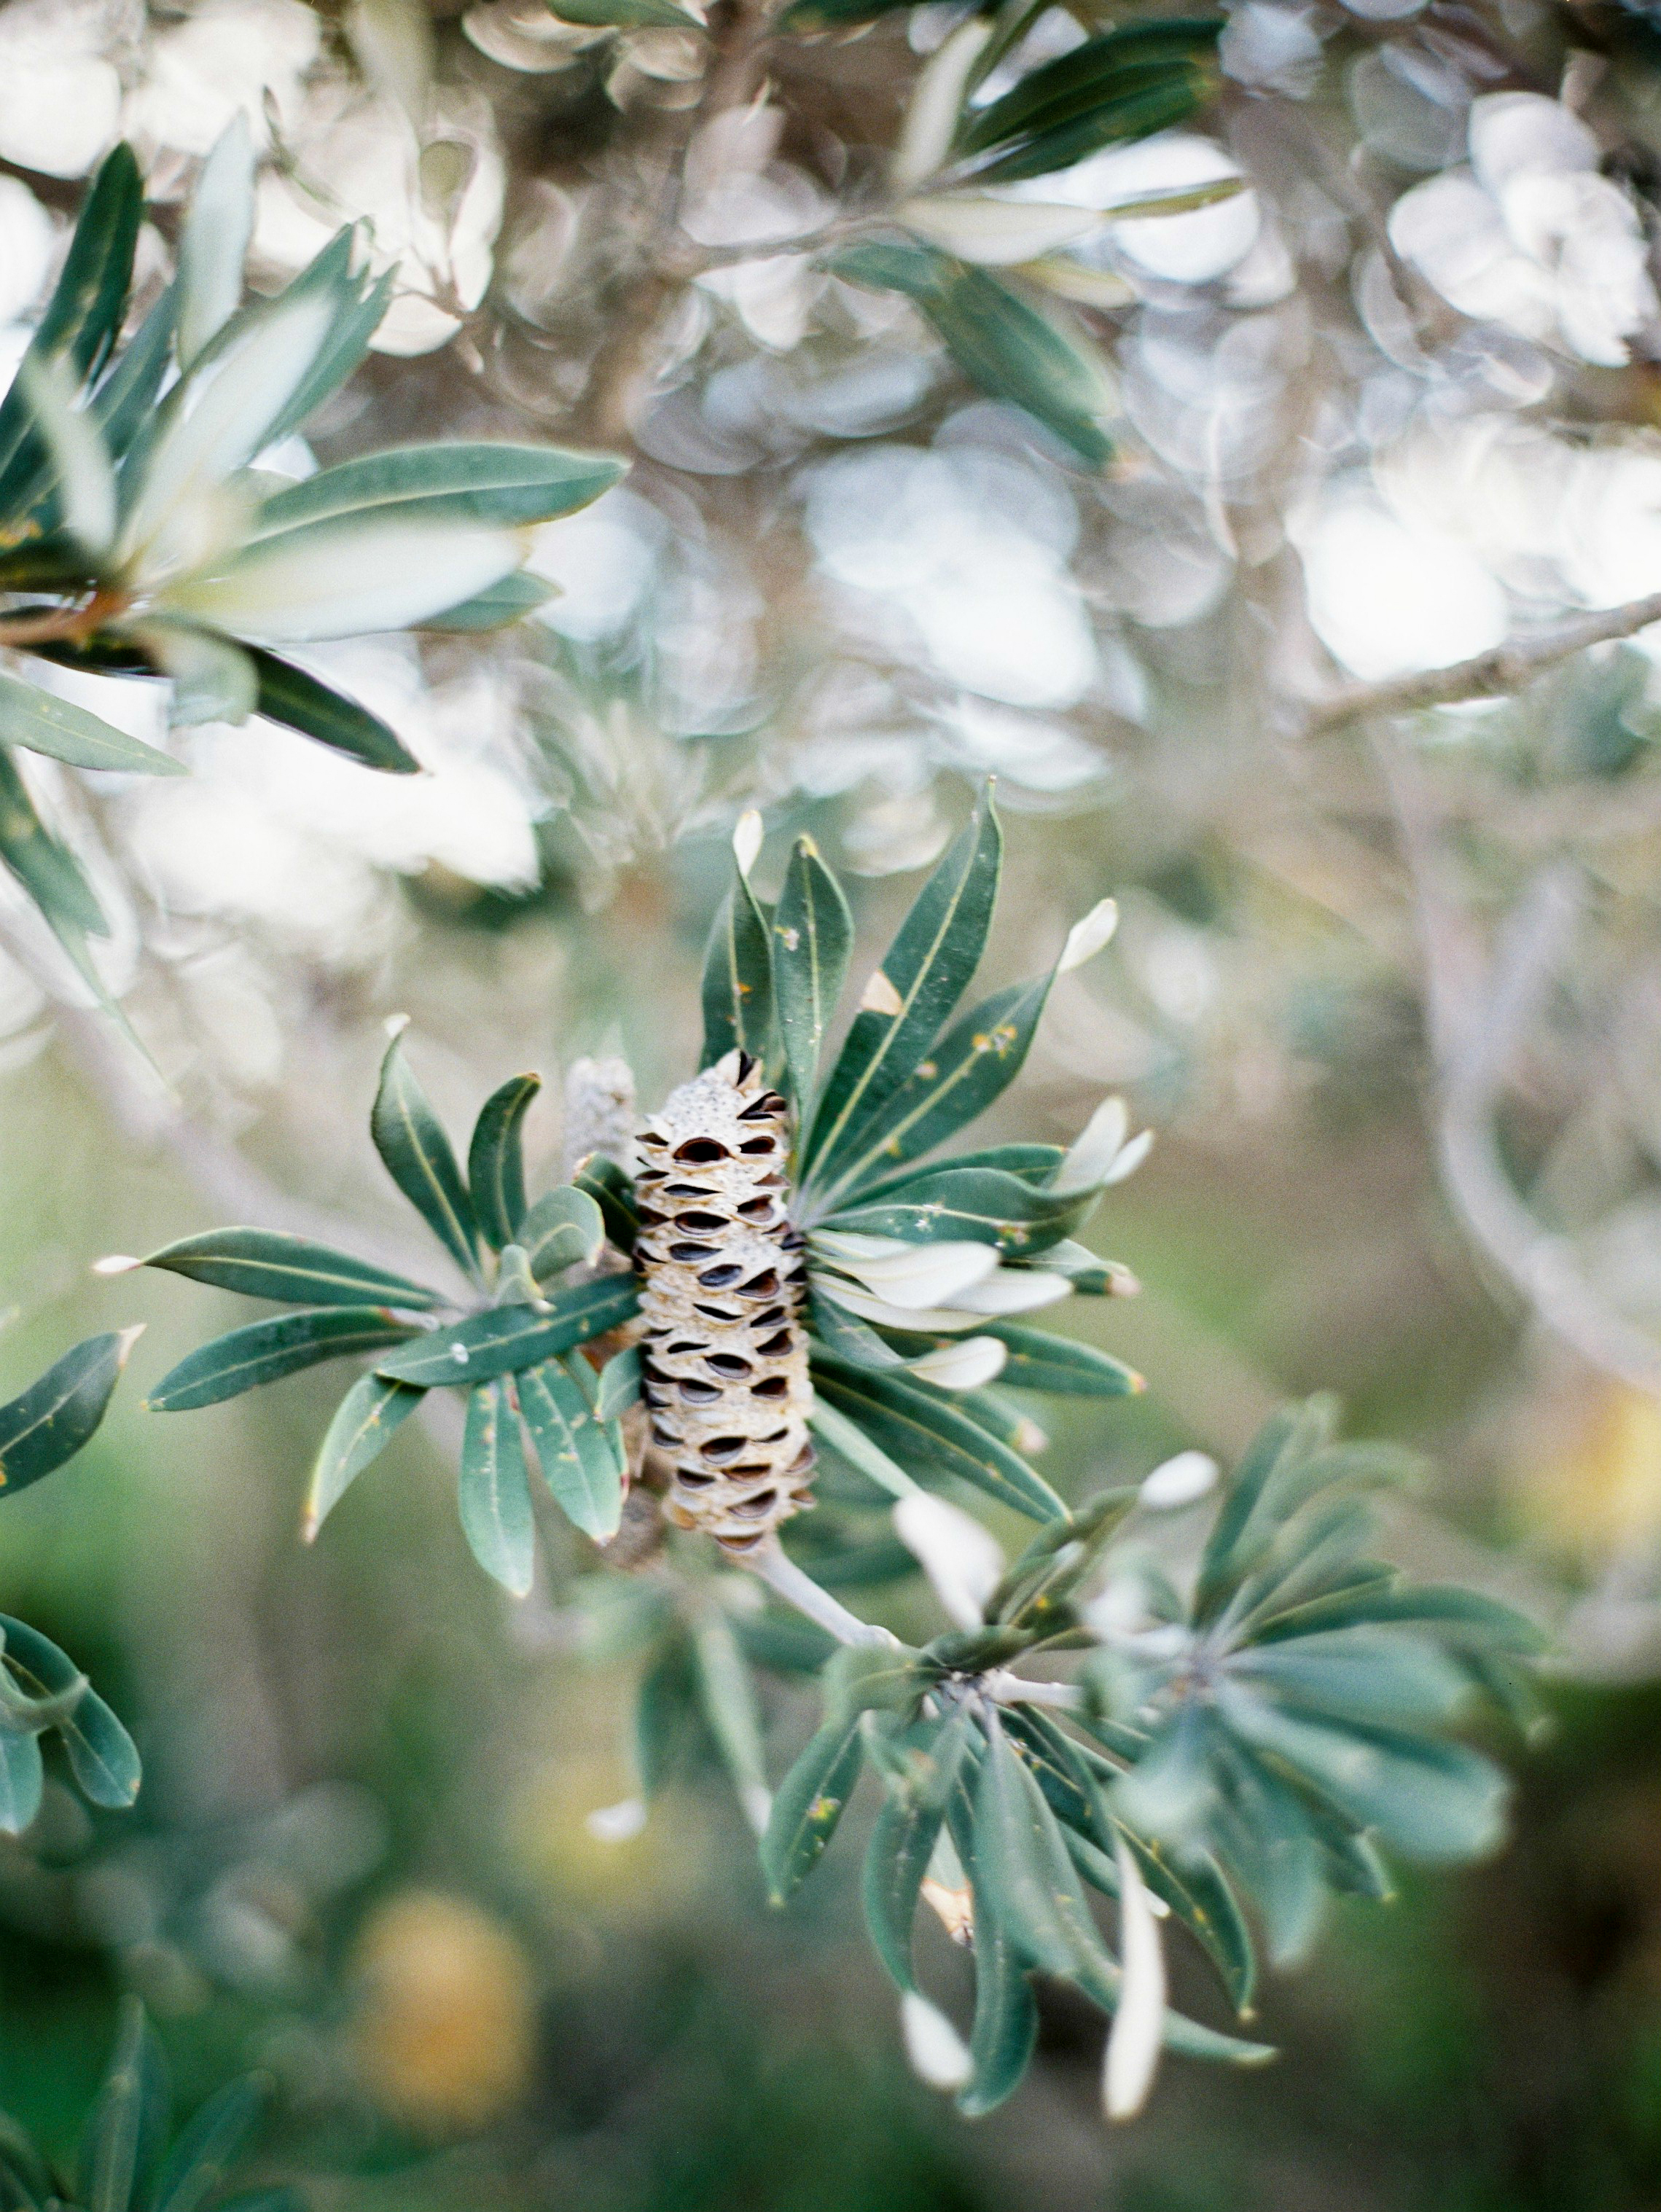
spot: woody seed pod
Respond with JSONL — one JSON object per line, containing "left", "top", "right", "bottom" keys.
{"left": 633, "top": 1050, "right": 816, "bottom": 1551}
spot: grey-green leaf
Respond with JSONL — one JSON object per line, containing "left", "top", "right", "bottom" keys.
{"left": 154, "top": 2074, "right": 269, "bottom": 2212}
{"left": 137, "top": 1227, "right": 445, "bottom": 1309}
{"left": 458, "top": 1377, "right": 536, "bottom": 1594}
{"left": 517, "top": 1355, "right": 625, "bottom": 1540}
{"left": 520, "top": 1185, "right": 605, "bottom": 1278}
{"left": 761, "top": 1716, "right": 864, "bottom": 1904}
{"left": 0, "top": 1617, "right": 140, "bottom": 1809}
{"left": 303, "top": 1372, "right": 424, "bottom": 1540}
{"left": 700, "top": 867, "right": 774, "bottom": 1070}
{"left": 468, "top": 1072, "right": 542, "bottom": 1251}
{"left": 0, "top": 1331, "right": 134, "bottom": 1494}
{"left": 251, "top": 442, "right": 628, "bottom": 537}
{"left": 0, "top": 672, "right": 182, "bottom": 776}
{"left": 372, "top": 1029, "right": 481, "bottom": 1279}
{"left": 146, "top": 1308, "right": 419, "bottom": 1412}
{"left": 771, "top": 835, "right": 853, "bottom": 1111}
{"left": 811, "top": 1353, "right": 1066, "bottom": 1523}
{"left": 373, "top": 1274, "right": 638, "bottom": 1387}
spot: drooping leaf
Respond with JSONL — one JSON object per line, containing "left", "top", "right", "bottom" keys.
{"left": 467, "top": 1073, "right": 542, "bottom": 1251}
{"left": 302, "top": 1372, "right": 424, "bottom": 1540}
{"left": 0, "top": 1331, "right": 134, "bottom": 1493}
{"left": 760, "top": 1715, "right": 864, "bottom": 1903}
{"left": 771, "top": 835, "right": 853, "bottom": 1111}
{"left": 812, "top": 1353, "right": 1066, "bottom": 1522}
{"left": 250, "top": 443, "right": 628, "bottom": 538}
{"left": 458, "top": 1377, "right": 536, "bottom": 1595}
{"left": 423, "top": 568, "right": 556, "bottom": 631}
{"left": 373, "top": 1274, "right": 638, "bottom": 1387}
{"left": 1195, "top": 1397, "right": 1337, "bottom": 1623}
{"left": 0, "top": 1617, "right": 141, "bottom": 1810}
{"left": 0, "top": 671, "right": 182, "bottom": 776}
{"left": 136, "top": 1227, "right": 445, "bottom": 1309}
{"left": 146, "top": 1308, "right": 420, "bottom": 1412}
{"left": 636, "top": 1627, "right": 701, "bottom": 1796}
{"left": 517, "top": 1355, "right": 625, "bottom": 1540}
{"left": 863, "top": 1790, "right": 941, "bottom": 1993}
{"left": 958, "top": 1894, "right": 1039, "bottom": 2117}
{"left": 805, "top": 793, "right": 1001, "bottom": 1187}
{"left": 372, "top": 1028, "right": 481, "bottom": 1280}
{"left": 959, "top": 20, "right": 1222, "bottom": 184}
{"left": 249, "top": 650, "right": 419, "bottom": 774}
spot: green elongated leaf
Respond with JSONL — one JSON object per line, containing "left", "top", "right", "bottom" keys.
{"left": 701, "top": 867, "right": 774, "bottom": 1071}
{"left": 812, "top": 1353, "right": 1066, "bottom": 1523}
{"left": 0, "top": 2102, "right": 55, "bottom": 2205}
{"left": 1217, "top": 1688, "right": 1508, "bottom": 1864}
{"left": 974, "top": 1721, "right": 1110, "bottom": 1980}
{"left": 0, "top": 672, "right": 181, "bottom": 777}
{"left": 81, "top": 1998, "right": 168, "bottom": 2212}
{"left": 137, "top": 1227, "right": 445, "bottom": 1309}
{"left": 824, "top": 241, "right": 1114, "bottom": 468}
{"left": 0, "top": 1731, "right": 43, "bottom": 1834}
{"left": 1211, "top": 1742, "right": 1329, "bottom": 1965}
{"left": 823, "top": 1167, "right": 1087, "bottom": 1254}
{"left": 636, "top": 1627, "right": 700, "bottom": 1795}
{"left": 998, "top": 1705, "right": 1111, "bottom": 1849}
{"left": 1195, "top": 1397, "right": 1336, "bottom": 1623}
{"left": 0, "top": 743, "right": 106, "bottom": 937}
{"left": 520, "top": 1186, "right": 605, "bottom": 1279}
{"left": 517, "top": 1355, "right": 625, "bottom": 1540}
{"left": 468, "top": 1074, "right": 541, "bottom": 1251}
{"left": 423, "top": 569, "right": 555, "bottom": 631}
{"left": 981, "top": 1322, "right": 1142, "bottom": 1397}
{"left": 177, "top": 114, "right": 255, "bottom": 369}
{"left": 863, "top": 1789, "right": 942, "bottom": 1992}
{"left": 805, "top": 794, "right": 1001, "bottom": 1187}
{"left": 760, "top": 1716, "right": 864, "bottom": 1903}
{"left": 253, "top": 443, "right": 627, "bottom": 539}
{"left": 574, "top": 1156, "right": 640, "bottom": 1254}
{"left": 821, "top": 1641, "right": 931, "bottom": 1732}
{"left": 146, "top": 1307, "right": 419, "bottom": 1412}
{"left": 303, "top": 1372, "right": 423, "bottom": 1539}
{"left": 552, "top": 0, "right": 703, "bottom": 22}
{"left": 155, "top": 2075, "right": 269, "bottom": 2212}
{"left": 1111, "top": 1702, "right": 1218, "bottom": 1845}
{"left": 692, "top": 1612, "right": 770, "bottom": 1824}
{"left": 972, "top": 71, "right": 1217, "bottom": 185}
{"left": 1226, "top": 1503, "right": 1383, "bottom": 1642}
{"left": 260, "top": 253, "right": 396, "bottom": 450}
{"left": 0, "top": 1331, "right": 133, "bottom": 1493}
{"left": 0, "top": 145, "right": 141, "bottom": 520}
{"left": 249, "top": 649, "right": 419, "bottom": 774}
{"left": 373, "top": 1274, "right": 638, "bottom": 1386}
{"left": 958, "top": 1894, "right": 1039, "bottom": 2117}
{"left": 851, "top": 1145, "right": 1066, "bottom": 1208}
{"left": 797, "top": 1534, "right": 918, "bottom": 1588}
{"left": 0, "top": 1617, "right": 140, "bottom": 1809}
{"left": 771, "top": 835, "right": 853, "bottom": 1111}
{"left": 815, "top": 970, "right": 1056, "bottom": 1205}
{"left": 493, "top": 1242, "right": 542, "bottom": 1308}
{"left": 1251, "top": 1579, "right": 1547, "bottom": 1654}
{"left": 806, "top": 1296, "right": 906, "bottom": 1370}
{"left": 1060, "top": 1819, "right": 1258, "bottom": 2019}
{"left": 958, "top": 20, "right": 1221, "bottom": 155}
{"left": 458, "top": 1377, "right": 535, "bottom": 1595}
{"left": 91, "top": 285, "right": 179, "bottom": 468}
{"left": 735, "top": 1613, "right": 839, "bottom": 1673}
{"left": 808, "top": 1396, "right": 923, "bottom": 1502}
{"left": 372, "top": 1030, "right": 481, "bottom": 1279}
{"left": 595, "top": 1344, "right": 641, "bottom": 1418}
{"left": 1232, "top": 1630, "right": 1471, "bottom": 1731}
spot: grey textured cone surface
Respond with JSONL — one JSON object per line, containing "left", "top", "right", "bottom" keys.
{"left": 634, "top": 1050, "right": 816, "bottom": 1551}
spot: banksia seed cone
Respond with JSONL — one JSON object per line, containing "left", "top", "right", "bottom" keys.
{"left": 634, "top": 1050, "right": 815, "bottom": 1551}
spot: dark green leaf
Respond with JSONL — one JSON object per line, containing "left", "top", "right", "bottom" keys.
{"left": 805, "top": 792, "right": 1000, "bottom": 1187}
{"left": 823, "top": 1166, "right": 1087, "bottom": 1254}
{"left": 1195, "top": 1397, "right": 1337, "bottom": 1622}
{"left": 260, "top": 249, "right": 395, "bottom": 449}
{"left": 146, "top": 1308, "right": 419, "bottom": 1412}
{"left": 811, "top": 1353, "right": 1066, "bottom": 1523}
{"left": 0, "top": 1331, "right": 133, "bottom": 1494}
{"left": 137, "top": 1227, "right": 444, "bottom": 1308}
{"left": 700, "top": 867, "right": 774, "bottom": 1071}
{"left": 760, "top": 1716, "right": 864, "bottom": 1903}
{"left": 0, "top": 1617, "right": 140, "bottom": 1810}
{"left": 1211, "top": 1742, "right": 1330, "bottom": 1965}
{"left": 1251, "top": 1579, "right": 1546, "bottom": 1654}
{"left": 254, "top": 444, "right": 626, "bottom": 540}
{"left": 155, "top": 2075, "right": 269, "bottom": 2212}
{"left": 0, "top": 1734, "right": 42, "bottom": 1835}
{"left": 692, "top": 1614, "right": 769, "bottom": 1818}
{"left": 373, "top": 1274, "right": 638, "bottom": 1386}
{"left": 79, "top": 1996, "right": 166, "bottom": 2212}
{"left": 973, "top": 1721, "right": 1111, "bottom": 1980}
{"left": 0, "top": 743, "right": 106, "bottom": 938}
{"left": 1232, "top": 1630, "right": 1470, "bottom": 1730}
{"left": 574, "top": 1156, "right": 640, "bottom": 1254}
{"left": 302, "top": 1372, "right": 423, "bottom": 1540}
{"left": 636, "top": 1628, "right": 700, "bottom": 1795}
{"left": 958, "top": 1894, "right": 1039, "bottom": 2116}
{"left": 852, "top": 1144, "right": 1066, "bottom": 1207}
{"left": 1031, "top": 1238, "right": 1131, "bottom": 1296}
{"left": 959, "top": 20, "right": 1222, "bottom": 180}
{"left": 550, "top": 0, "right": 705, "bottom": 26}
{"left": 372, "top": 1029, "right": 481, "bottom": 1279}
{"left": 863, "top": 1789, "right": 941, "bottom": 1992}
{"left": 517, "top": 1356, "right": 625, "bottom": 1540}
{"left": 771, "top": 834, "right": 853, "bottom": 1111}
{"left": 468, "top": 1073, "right": 541, "bottom": 1251}
{"left": 0, "top": 673, "right": 181, "bottom": 777}
{"left": 458, "top": 1377, "right": 535, "bottom": 1594}
{"left": 981, "top": 1322, "right": 1142, "bottom": 1397}
{"left": 91, "top": 284, "right": 177, "bottom": 466}
{"left": 520, "top": 1185, "right": 606, "bottom": 1278}
{"left": 249, "top": 650, "right": 418, "bottom": 774}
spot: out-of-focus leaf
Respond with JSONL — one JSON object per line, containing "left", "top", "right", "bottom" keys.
{"left": 1212, "top": 1743, "right": 1329, "bottom": 1965}
{"left": 177, "top": 114, "right": 255, "bottom": 369}
{"left": 823, "top": 1166, "right": 1087, "bottom": 1253}
{"left": 517, "top": 1355, "right": 625, "bottom": 1540}
{"left": 128, "top": 620, "right": 256, "bottom": 727}
{"left": 468, "top": 1073, "right": 541, "bottom": 1251}
{"left": 251, "top": 443, "right": 627, "bottom": 536}
{"left": 692, "top": 1613, "right": 770, "bottom": 1828}
{"left": 813, "top": 1353, "right": 1066, "bottom": 1522}
{"left": 0, "top": 1732, "right": 43, "bottom": 1834}
{"left": 303, "top": 1372, "right": 424, "bottom": 1540}
{"left": 0, "top": 1331, "right": 135, "bottom": 1493}
{"left": 771, "top": 834, "right": 853, "bottom": 1111}
{"left": 1251, "top": 1579, "right": 1547, "bottom": 1653}
{"left": 1195, "top": 1397, "right": 1336, "bottom": 1622}
{"left": 458, "top": 1377, "right": 535, "bottom": 1595}
{"left": 826, "top": 240, "right": 1114, "bottom": 466}
{"left": 701, "top": 862, "right": 774, "bottom": 1071}
{"left": 147, "top": 1308, "right": 419, "bottom": 1412}
{"left": 79, "top": 1996, "right": 166, "bottom": 2212}
{"left": 821, "top": 1641, "right": 931, "bottom": 1731}
{"left": 154, "top": 2074, "right": 269, "bottom": 2212}
{"left": 958, "top": 1894, "right": 1039, "bottom": 2117}
{"left": 372, "top": 1028, "right": 480, "bottom": 1280}
{"left": 980, "top": 1322, "right": 1141, "bottom": 1396}
{"left": 249, "top": 649, "right": 420, "bottom": 774}
{"left": 805, "top": 792, "right": 1001, "bottom": 1186}
{"left": 262, "top": 261, "right": 395, "bottom": 452}
{"left": 637, "top": 1628, "right": 700, "bottom": 1796}
{"left": 808, "top": 1395, "right": 923, "bottom": 1501}
{"left": 423, "top": 569, "right": 555, "bottom": 631}
{"left": 1233, "top": 1630, "right": 1471, "bottom": 1730}
{"left": 974, "top": 1721, "right": 1113, "bottom": 1980}
{"left": 136, "top": 1227, "right": 445, "bottom": 1309}
{"left": 374, "top": 1274, "right": 638, "bottom": 1386}
{"left": 0, "top": 1617, "right": 139, "bottom": 1810}
{"left": 958, "top": 20, "right": 1223, "bottom": 178}
{"left": 91, "top": 284, "right": 179, "bottom": 468}
{"left": 0, "top": 744, "right": 106, "bottom": 937}
{"left": 520, "top": 1185, "right": 606, "bottom": 1278}
{"left": 0, "top": 671, "right": 181, "bottom": 776}
{"left": 1029, "top": 1239, "right": 1130, "bottom": 1296}
{"left": 552, "top": 0, "right": 703, "bottom": 24}
{"left": 760, "top": 1715, "right": 864, "bottom": 1903}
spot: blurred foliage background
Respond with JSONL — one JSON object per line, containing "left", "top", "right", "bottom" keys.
{"left": 6, "top": 0, "right": 1661, "bottom": 2201}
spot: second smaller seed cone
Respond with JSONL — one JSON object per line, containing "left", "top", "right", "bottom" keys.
{"left": 634, "top": 1050, "right": 816, "bottom": 1552}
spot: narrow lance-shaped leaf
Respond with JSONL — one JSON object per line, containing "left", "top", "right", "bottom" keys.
{"left": 805, "top": 792, "right": 1001, "bottom": 1186}
{"left": 517, "top": 1355, "right": 625, "bottom": 1541}
{"left": 0, "top": 1329, "right": 138, "bottom": 1493}
{"left": 959, "top": 1893, "right": 1040, "bottom": 2117}
{"left": 302, "top": 1372, "right": 425, "bottom": 1541}
{"left": 154, "top": 2074, "right": 270, "bottom": 2212}
{"left": 372, "top": 1025, "right": 481, "bottom": 1280}
{"left": 249, "top": 650, "right": 419, "bottom": 775}
{"left": 812, "top": 1353, "right": 1066, "bottom": 1523}
{"left": 177, "top": 112, "right": 256, "bottom": 369}
{"left": 79, "top": 1996, "right": 167, "bottom": 2212}
{"left": 771, "top": 835, "right": 853, "bottom": 1112}
{"left": 0, "top": 1617, "right": 141, "bottom": 1810}
{"left": 376, "top": 1273, "right": 638, "bottom": 1388}
{"left": 467, "top": 1072, "right": 541, "bottom": 1251}
{"left": 701, "top": 856, "right": 774, "bottom": 1069}
{"left": 135, "top": 1227, "right": 445, "bottom": 1309}
{"left": 0, "top": 673, "right": 181, "bottom": 778}
{"left": 146, "top": 1308, "right": 420, "bottom": 1412}
{"left": 458, "top": 1377, "right": 535, "bottom": 1595}
{"left": 0, "top": 1732, "right": 43, "bottom": 1834}
{"left": 692, "top": 1613, "right": 771, "bottom": 1832}
{"left": 0, "top": 744, "right": 106, "bottom": 939}
{"left": 249, "top": 442, "right": 629, "bottom": 537}
{"left": 760, "top": 1715, "right": 865, "bottom": 1903}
